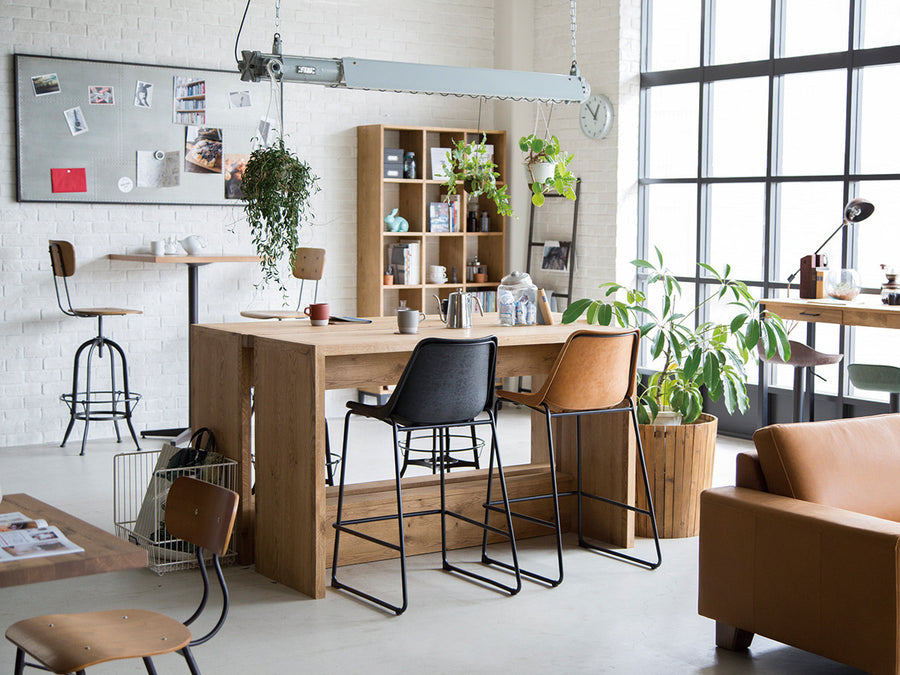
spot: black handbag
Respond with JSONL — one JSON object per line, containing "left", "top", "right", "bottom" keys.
{"left": 165, "top": 427, "right": 217, "bottom": 469}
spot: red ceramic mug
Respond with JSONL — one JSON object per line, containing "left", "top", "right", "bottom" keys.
{"left": 304, "top": 302, "right": 329, "bottom": 326}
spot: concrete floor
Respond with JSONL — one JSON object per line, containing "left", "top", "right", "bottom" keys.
{"left": 0, "top": 407, "right": 862, "bottom": 674}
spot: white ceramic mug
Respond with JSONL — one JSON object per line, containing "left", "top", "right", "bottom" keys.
{"left": 397, "top": 308, "right": 426, "bottom": 334}
{"left": 151, "top": 240, "right": 165, "bottom": 256}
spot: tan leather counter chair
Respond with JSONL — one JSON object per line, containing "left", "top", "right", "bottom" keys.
{"left": 486, "top": 329, "right": 661, "bottom": 587}
{"left": 699, "top": 414, "right": 900, "bottom": 674}
{"left": 49, "top": 240, "right": 141, "bottom": 455}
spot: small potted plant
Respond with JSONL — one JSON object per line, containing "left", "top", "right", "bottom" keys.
{"left": 518, "top": 134, "right": 577, "bottom": 207}
{"left": 241, "top": 138, "right": 320, "bottom": 296}
{"left": 442, "top": 135, "right": 514, "bottom": 218}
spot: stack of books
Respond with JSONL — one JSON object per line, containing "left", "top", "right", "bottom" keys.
{"left": 429, "top": 197, "right": 461, "bottom": 232}
{"left": 387, "top": 241, "right": 421, "bottom": 285}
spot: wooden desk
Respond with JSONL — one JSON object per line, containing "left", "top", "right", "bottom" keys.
{"left": 0, "top": 494, "right": 147, "bottom": 588}
{"left": 762, "top": 295, "right": 900, "bottom": 330}
{"left": 761, "top": 296, "right": 900, "bottom": 423}
{"left": 190, "top": 316, "right": 637, "bottom": 598}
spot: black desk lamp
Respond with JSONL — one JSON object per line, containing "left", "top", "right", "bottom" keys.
{"left": 787, "top": 198, "right": 875, "bottom": 297}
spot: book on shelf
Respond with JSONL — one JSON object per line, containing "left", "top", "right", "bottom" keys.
{"left": 387, "top": 240, "right": 420, "bottom": 285}
{"left": 447, "top": 195, "right": 460, "bottom": 232}
{"left": 0, "top": 511, "right": 84, "bottom": 562}
{"left": 429, "top": 202, "right": 449, "bottom": 232}
{"left": 472, "top": 290, "right": 496, "bottom": 313}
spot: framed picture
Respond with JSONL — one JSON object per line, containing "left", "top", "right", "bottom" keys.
{"left": 541, "top": 240, "right": 571, "bottom": 271}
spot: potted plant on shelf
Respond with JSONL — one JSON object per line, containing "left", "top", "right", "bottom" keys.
{"left": 518, "top": 134, "right": 577, "bottom": 207}
{"left": 562, "top": 248, "right": 791, "bottom": 537}
{"left": 442, "top": 135, "right": 514, "bottom": 218}
{"left": 240, "top": 138, "right": 320, "bottom": 296}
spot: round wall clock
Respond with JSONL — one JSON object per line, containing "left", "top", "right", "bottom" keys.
{"left": 579, "top": 93, "right": 613, "bottom": 140}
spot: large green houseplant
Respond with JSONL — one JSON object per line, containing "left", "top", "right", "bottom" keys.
{"left": 241, "top": 138, "right": 320, "bottom": 295}
{"left": 518, "top": 134, "right": 577, "bottom": 207}
{"left": 442, "top": 135, "right": 514, "bottom": 217}
{"left": 562, "top": 248, "right": 791, "bottom": 425}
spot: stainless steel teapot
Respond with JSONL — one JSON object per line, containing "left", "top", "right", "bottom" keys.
{"left": 433, "top": 289, "right": 484, "bottom": 328}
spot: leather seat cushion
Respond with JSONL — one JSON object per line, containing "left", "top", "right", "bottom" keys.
{"left": 753, "top": 413, "right": 900, "bottom": 521}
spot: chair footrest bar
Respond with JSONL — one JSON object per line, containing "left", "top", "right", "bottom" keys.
{"left": 578, "top": 539, "right": 661, "bottom": 570}
{"left": 337, "top": 508, "right": 441, "bottom": 528}
{"left": 444, "top": 510, "right": 513, "bottom": 538}
{"left": 330, "top": 578, "right": 404, "bottom": 615}
{"left": 484, "top": 503, "right": 557, "bottom": 530}
{"left": 482, "top": 554, "right": 560, "bottom": 587}
{"left": 442, "top": 562, "right": 520, "bottom": 596}
{"left": 333, "top": 525, "right": 401, "bottom": 552}
{"left": 580, "top": 490, "right": 652, "bottom": 517}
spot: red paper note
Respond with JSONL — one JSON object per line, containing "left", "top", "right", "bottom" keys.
{"left": 50, "top": 168, "right": 87, "bottom": 193}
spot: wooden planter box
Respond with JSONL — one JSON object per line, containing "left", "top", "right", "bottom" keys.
{"left": 635, "top": 413, "right": 717, "bottom": 538}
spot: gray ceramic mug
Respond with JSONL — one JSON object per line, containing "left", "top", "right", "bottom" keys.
{"left": 397, "top": 308, "right": 426, "bottom": 334}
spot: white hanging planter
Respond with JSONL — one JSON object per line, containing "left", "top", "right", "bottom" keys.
{"left": 526, "top": 161, "right": 556, "bottom": 185}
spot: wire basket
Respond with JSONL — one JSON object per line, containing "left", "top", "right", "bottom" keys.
{"left": 113, "top": 448, "right": 237, "bottom": 574}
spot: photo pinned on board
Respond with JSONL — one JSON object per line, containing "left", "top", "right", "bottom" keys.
{"left": 88, "top": 85, "right": 114, "bottom": 105}
{"left": 63, "top": 106, "right": 88, "bottom": 136}
{"left": 31, "top": 73, "right": 60, "bottom": 96}
{"left": 134, "top": 80, "right": 153, "bottom": 108}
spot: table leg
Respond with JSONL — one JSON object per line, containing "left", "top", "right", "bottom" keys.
{"left": 189, "top": 326, "right": 253, "bottom": 561}
{"left": 253, "top": 337, "right": 325, "bottom": 598}
{"left": 187, "top": 263, "right": 200, "bottom": 325}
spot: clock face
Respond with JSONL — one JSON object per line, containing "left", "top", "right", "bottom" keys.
{"left": 579, "top": 93, "right": 613, "bottom": 140}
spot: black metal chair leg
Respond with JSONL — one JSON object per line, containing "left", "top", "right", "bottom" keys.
{"left": 325, "top": 421, "right": 334, "bottom": 486}
{"left": 142, "top": 655, "right": 159, "bottom": 674}
{"left": 79, "top": 339, "right": 100, "bottom": 456}
{"left": 180, "top": 646, "right": 201, "bottom": 675}
{"left": 469, "top": 424, "right": 480, "bottom": 469}
{"left": 13, "top": 648, "right": 24, "bottom": 675}
{"left": 61, "top": 338, "right": 91, "bottom": 448}
{"left": 107, "top": 338, "right": 140, "bottom": 452}
{"left": 576, "top": 406, "right": 662, "bottom": 570}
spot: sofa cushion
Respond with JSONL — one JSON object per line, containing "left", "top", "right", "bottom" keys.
{"left": 753, "top": 414, "right": 900, "bottom": 521}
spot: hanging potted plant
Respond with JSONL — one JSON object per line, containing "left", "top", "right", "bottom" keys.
{"left": 562, "top": 249, "right": 791, "bottom": 537}
{"left": 442, "top": 134, "right": 514, "bottom": 218}
{"left": 240, "top": 138, "right": 320, "bottom": 296}
{"left": 519, "top": 134, "right": 577, "bottom": 207}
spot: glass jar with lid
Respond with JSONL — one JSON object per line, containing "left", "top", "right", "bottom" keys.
{"left": 498, "top": 271, "right": 537, "bottom": 326}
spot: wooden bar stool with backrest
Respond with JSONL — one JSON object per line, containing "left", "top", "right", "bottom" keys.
{"left": 331, "top": 336, "right": 521, "bottom": 615}
{"left": 484, "top": 329, "right": 661, "bottom": 587}
{"left": 49, "top": 240, "right": 142, "bottom": 456}
{"left": 6, "top": 476, "right": 239, "bottom": 674}
{"left": 239, "top": 247, "right": 340, "bottom": 485}
{"left": 847, "top": 363, "right": 900, "bottom": 413}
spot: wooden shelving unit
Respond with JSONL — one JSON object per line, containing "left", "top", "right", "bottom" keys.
{"left": 357, "top": 125, "right": 508, "bottom": 317}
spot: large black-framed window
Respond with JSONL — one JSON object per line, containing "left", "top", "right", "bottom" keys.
{"left": 639, "top": 0, "right": 900, "bottom": 432}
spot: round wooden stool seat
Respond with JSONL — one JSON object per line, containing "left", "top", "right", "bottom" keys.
{"left": 6, "top": 609, "right": 190, "bottom": 673}
{"left": 240, "top": 309, "right": 307, "bottom": 320}
{"left": 72, "top": 307, "right": 142, "bottom": 317}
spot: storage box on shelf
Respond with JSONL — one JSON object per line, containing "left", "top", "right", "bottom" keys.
{"left": 357, "top": 124, "right": 508, "bottom": 317}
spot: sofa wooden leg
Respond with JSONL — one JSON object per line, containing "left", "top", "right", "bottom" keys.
{"left": 716, "top": 621, "right": 754, "bottom": 650}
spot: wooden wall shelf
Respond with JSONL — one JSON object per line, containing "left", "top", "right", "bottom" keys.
{"left": 357, "top": 124, "right": 508, "bottom": 316}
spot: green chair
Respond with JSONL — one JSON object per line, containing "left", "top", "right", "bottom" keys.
{"left": 847, "top": 364, "right": 900, "bottom": 413}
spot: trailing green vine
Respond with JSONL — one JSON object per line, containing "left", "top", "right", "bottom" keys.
{"left": 241, "top": 138, "right": 320, "bottom": 297}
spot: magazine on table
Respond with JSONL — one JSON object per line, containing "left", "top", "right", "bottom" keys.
{"left": 0, "top": 512, "right": 84, "bottom": 561}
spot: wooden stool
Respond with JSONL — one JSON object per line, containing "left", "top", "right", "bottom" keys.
{"left": 50, "top": 241, "right": 141, "bottom": 455}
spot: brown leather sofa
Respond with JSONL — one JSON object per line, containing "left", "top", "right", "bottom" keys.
{"left": 699, "top": 413, "right": 900, "bottom": 674}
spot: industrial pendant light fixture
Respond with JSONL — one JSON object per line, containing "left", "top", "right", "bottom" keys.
{"left": 235, "top": 1, "right": 590, "bottom": 103}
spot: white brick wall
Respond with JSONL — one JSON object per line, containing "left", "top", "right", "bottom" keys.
{"left": 1, "top": 0, "right": 629, "bottom": 448}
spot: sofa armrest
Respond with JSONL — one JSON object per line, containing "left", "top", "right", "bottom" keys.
{"left": 699, "top": 486, "right": 900, "bottom": 675}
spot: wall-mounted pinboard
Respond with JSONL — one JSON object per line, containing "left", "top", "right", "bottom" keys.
{"left": 14, "top": 53, "right": 274, "bottom": 205}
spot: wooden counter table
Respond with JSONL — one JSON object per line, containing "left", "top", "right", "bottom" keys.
{"left": 190, "top": 315, "right": 638, "bottom": 598}
{"left": 762, "top": 295, "right": 900, "bottom": 330}
{"left": 0, "top": 494, "right": 147, "bottom": 588}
